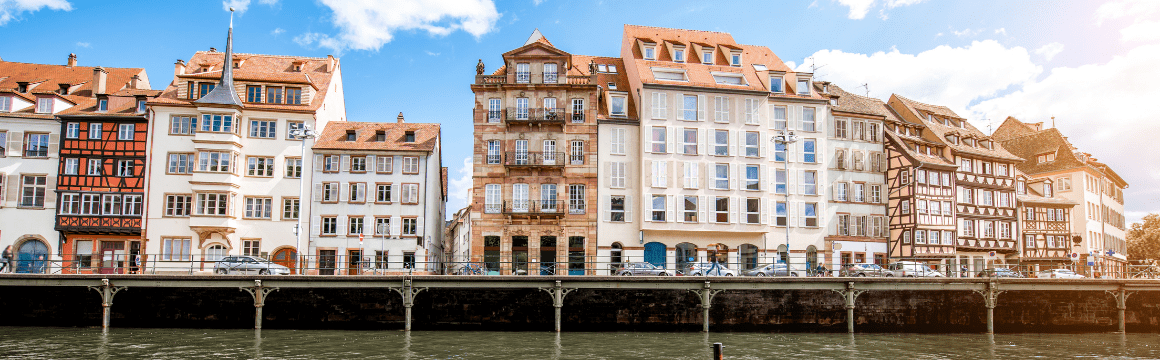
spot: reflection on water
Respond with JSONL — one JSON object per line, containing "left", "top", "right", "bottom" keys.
{"left": 0, "top": 327, "right": 1158, "bottom": 359}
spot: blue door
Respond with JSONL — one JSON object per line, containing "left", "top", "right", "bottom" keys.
{"left": 16, "top": 240, "right": 48, "bottom": 274}
{"left": 644, "top": 242, "right": 666, "bottom": 268}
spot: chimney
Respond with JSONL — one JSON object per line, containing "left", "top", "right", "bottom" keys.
{"left": 92, "top": 66, "right": 107, "bottom": 97}
{"left": 397, "top": 112, "right": 405, "bottom": 123}
{"left": 327, "top": 55, "right": 336, "bottom": 73}
{"left": 174, "top": 59, "right": 186, "bottom": 76}
{"left": 130, "top": 74, "right": 141, "bottom": 89}
{"left": 67, "top": 53, "right": 77, "bottom": 67}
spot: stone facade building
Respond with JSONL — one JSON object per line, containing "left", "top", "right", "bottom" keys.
{"left": 308, "top": 117, "right": 444, "bottom": 275}
{"left": 469, "top": 30, "right": 600, "bottom": 275}
{"left": 0, "top": 55, "right": 150, "bottom": 273}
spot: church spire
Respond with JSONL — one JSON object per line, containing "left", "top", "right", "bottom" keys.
{"left": 195, "top": 7, "right": 244, "bottom": 107}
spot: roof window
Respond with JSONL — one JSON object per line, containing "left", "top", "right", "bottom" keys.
{"left": 376, "top": 131, "right": 386, "bottom": 142}
{"left": 404, "top": 131, "right": 416, "bottom": 143}
{"left": 651, "top": 67, "right": 688, "bottom": 82}
{"left": 345, "top": 130, "right": 357, "bottom": 141}
{"left": 607, "top": 82, "right": 617, "bottom": 90}
{"left": 711, "top": 72, "right": 746, "bottom": 86}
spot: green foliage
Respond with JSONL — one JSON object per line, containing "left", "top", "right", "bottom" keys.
{"left": 1128, "top": 214, "right": 1160, "bottom": 261}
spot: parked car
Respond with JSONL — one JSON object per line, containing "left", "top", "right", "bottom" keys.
{"left": 978, "top": 267, "right": 1024, "bottom": 278}
{"left": 840, "top": 263, "right": 891, "bottom": 277}
{"left": 1038, "top": 268, "right": 1085, "bottom": 279}
{"left": 742, "top": 263, "right": 801, "bottom": 277}
{"left": 888, "top": 261, "right": 944, "bottom": 277}
{"left": 684, "top": 262, "right": 737, "bottom": 276}
{"left": 615, "top": 262, "right": 674, "bottom": 276}
{"left": 214, "top": 256, "right": 291, "bottom": 275}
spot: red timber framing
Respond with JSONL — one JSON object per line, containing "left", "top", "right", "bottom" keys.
{"left": 55, "top": 115, "right": 149, "bottom": 274}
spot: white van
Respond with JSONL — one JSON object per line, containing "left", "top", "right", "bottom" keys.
{"left": 888, "top": 261, "right": 944, "bottom": 277}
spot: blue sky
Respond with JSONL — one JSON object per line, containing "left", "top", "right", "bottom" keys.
{"left": 1, "top": 0, "right": 1157, "bottom": 222}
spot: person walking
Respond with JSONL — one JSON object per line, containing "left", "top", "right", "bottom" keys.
{"left": 815, "top": 263, "right": 828, "bottom": 277}
{"left": 0, "top": 246, "right": 10, "bottom": 273}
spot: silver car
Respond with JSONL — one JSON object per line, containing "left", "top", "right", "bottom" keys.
{"left": 684, "top": 262, "right": 737, "bottom": 276}
{"left": 742, "top": 263, "right": 800, "bottom": 277}
{"left": 1038, "top": 268, "right": 1084, "bottom": 279}
{"left": 841, "top": 263, "right": 891, "bottom": 277}
{"left": 214, "top": 256, "right": 291, "bottom": 275}
{"left": 615, "top": 262, "right": 674, "bottom": 276}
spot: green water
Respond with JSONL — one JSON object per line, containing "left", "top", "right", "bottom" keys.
{"left": 0, "top": 327, "right": 1157, "bottom": 359}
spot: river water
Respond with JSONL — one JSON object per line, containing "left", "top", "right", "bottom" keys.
{"left": 0, "top": 327, "right": 1158, "bottom": 359}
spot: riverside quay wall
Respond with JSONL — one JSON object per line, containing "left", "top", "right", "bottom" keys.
{"left": 1, "top": 275, "right": 1158, "bottom": 333}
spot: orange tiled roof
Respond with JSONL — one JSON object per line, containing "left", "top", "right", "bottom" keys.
{"left": 151, "top": 51, "right": 337, "bottom": 112}
{"left": 570, "top": 55, "right": 638, "bottom": 122}
{"left": 313, "top": 120, "right": 440, "bottom": 152}
{"left": 891, "top": 94, "right": 1023, "bottom": 162}
{"left": 0, "top": 59, "right": 149, "bottom": 119}
{"left": 57, "top": 90, "right": 163, "bottom": 117}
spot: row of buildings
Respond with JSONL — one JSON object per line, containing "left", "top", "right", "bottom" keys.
{"left": 456, "top": 25, "right": 1130, "bottom": 276}
{"left": 0, "top": 23, "right": 446, "bottom": 274}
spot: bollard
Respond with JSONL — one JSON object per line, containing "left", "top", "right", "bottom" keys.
{"left": 711, "top": 342, "right": 723, "bottom": 360}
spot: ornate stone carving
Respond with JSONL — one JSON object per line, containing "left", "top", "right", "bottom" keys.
{"left": 476, "top": 59, "right": 485, "bottom": 75}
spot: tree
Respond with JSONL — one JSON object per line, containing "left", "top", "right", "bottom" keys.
{"left": 1127, "top": 214, "right": 1160, "bottom": 261}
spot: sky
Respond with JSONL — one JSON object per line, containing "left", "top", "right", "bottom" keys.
{"left": 0, "top": 0, "right": 1156, "bottom": 223}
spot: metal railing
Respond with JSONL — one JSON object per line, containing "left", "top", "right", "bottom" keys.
{"left": 502, "top": 200, "right": 565, "bottom": 215}
{"left": 506, "top": 107, "right": 567, "bottom": 123}
{"left": 504, "top": 151, "right": 565, "bottom": 167}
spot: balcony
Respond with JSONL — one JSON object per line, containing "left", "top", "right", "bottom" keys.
{"left": 474, "top": 74, "right": 594, "bottom": 85}
{"left": 55, "top": 215, "right": 142, "bottom": 234}
{"left": 503, "top": 200, "right": 565, "bottom": 217}
{"left": 506, "top": 107, "right": 567, "bottom": 125}
{"left": 504, "top": 151, "right": 565, "bottom": 168}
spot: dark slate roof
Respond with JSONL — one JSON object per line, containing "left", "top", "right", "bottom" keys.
{"left": 193, "top": 26, "right": 243, "bottom": 107}
{"left": 885, "top": 130, "right": 957, "bottom": 168}
{"left": 892, "top": 94, "right": 1023, "bottom": 161}
{"left": 828, "top": 84, "right": 899, "bottom": 121}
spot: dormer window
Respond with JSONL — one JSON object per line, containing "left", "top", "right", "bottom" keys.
{"left": 947, "top": 135, "right": 958, "bottom": 144}
{"left": 1037, "top": 153, "right": 1056, "bottom": 164}
{"left": 292, "top": 61, "right": 305, "bottom": 72}
{"left": 607, "top": 82, "right": 617, "bottom": 90}
{"left": 730, "top": 51, "right": 742, "bottom": 67}
{"left": 702, "top": 50, "right": 713, "bottom": 64}
{"left": 0, "top": 96, "right": 11, "bottom": 112}
{"left": 607, "top": 65, "right": 617, "bottom": 72}
{"left": 58, "top": 84, "right": 70, "bottom": 95}
{"left": 136, "top": 99, "right": 147, "bottom": 113}
{"left": 232, "top": 60, "right": 241, "bottom": 69}
{"left": 375, "top": 131, "right": 386, "bottom": 142}
{"left": 1044, "top": 183, "right": 1053, "bottom": 197}
{"left": 345, "top": 130, "right": 357, "bottom": 141}
{"left": 597, "top": 64, "right": 608, "bottom": 73}
{"left": 97, "top": 97, "right": 108, "bottom": 112}
{"left": 796, "top": 78, "right": 810, "bottom": 95}
{"left": 36, "top": 97, "right": 53, "bottom": 114}
{"left": 711, "top": 72, "right": 746, "bottom": 86}
{"left": 643, "top": 44, "right": 656, "bottom": 60}
{"left": 651, "top": 67, "right": 688, "bottom": 82}
{"left": 927, "top": 113, "right": 933, "bottom": 122}
{"left": 16, "top": 82, "right": 28, "bottom": 93}
{"left": 770, "top": 74, "right": 784, "bottom": 93}
{"left": 404, "top": 131, "right": 416, "bottom": 143}
{"left": 515, "top": 63, "right": 530, "bottom": 83}
{"left": 829, "top": 98, "right": 838, "bottom": 106}
{"left": 1017, "top": 180, "right": 1026, "bottom": 195}
{"left": 673, "top": 47, "right": 686, "bottom": 62}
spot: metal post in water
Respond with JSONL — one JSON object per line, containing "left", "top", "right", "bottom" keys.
{"left": 711, "top": 342, "right": 723, "bottom": 360}
{"left": 1107, "top": 288, "right": 1133, "bottom": 333}
{"left": 88, "top": 279, "right": 126, "bottom": 329}
{"left": 974, "top": 282, "right": 1003, "bottom": 334}
{"left": 241, "top": 280, "right": 278, "bottom": 330}
{"left": 539, "top": 280, "right": 574, "bottom": 332}
{"left": 393, "top": 278, "right": 426, "bottom": 331}
{"left": 831, "top": 281, "right": 863, "bottom": 333}
{"left": 702, "top": 289, "right": 711, "bottom": 333}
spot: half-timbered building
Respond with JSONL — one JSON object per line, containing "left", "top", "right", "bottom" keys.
{"left": 0, "top": 54, "right": 150, "bottom": 273}
{"left": 55, "top": 86, "right": 160, "bottom": 273}
{"left": 1014, "top": 170, "right": 1077, "bottom": 270}
{"left": 883, "top": 106, "right": 958, "bottom": 270}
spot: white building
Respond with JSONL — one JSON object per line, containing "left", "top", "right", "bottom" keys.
{"left": 444, "top": 202, "right": 471, "bottom": 272}
{"left": 143, "top": 24, "right": 346, "bottom": 272}
{"left": 617, "top": 25, "right": 830, "bottom": 273}
{"left": 0, "top": 55, "right": 150, "bottom": 272}
{"left": 308, "top": 116, "right": 445, "bottom": 275}
{"left": 822, "top": 83, "right": 890, "bottom": 268}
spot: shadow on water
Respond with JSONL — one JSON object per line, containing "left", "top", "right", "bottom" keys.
{"left": 0, "top": 327, "right": 1159, "bottom": 359}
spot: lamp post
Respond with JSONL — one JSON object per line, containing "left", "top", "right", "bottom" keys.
{"left": 772, "top": 130, "right": 797, "bottom": 267}
{"left": 291, "top": 125, "right": 317, "bottom": 274}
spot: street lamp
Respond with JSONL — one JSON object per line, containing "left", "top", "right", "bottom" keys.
{"left": 772, "top": 130, "right": 797, "bottom": 267}
{"left": 291, "top": 125, "right": 317, "bottom": 274}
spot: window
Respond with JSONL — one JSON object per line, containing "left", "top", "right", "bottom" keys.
{"left": 286, "top": 88, "right": 302, "bottom": 105}
{"left": 162, "top": 238, "right": 191, "bottom": 261}
{"left": 1044, "top": 183, "right": 1053, "bottom": 197}
{"left": 487, "top": 99, "right": 501, "bottom": 122}
{"left": 402, "top": 218, "right": 418, "bottom": 236}
{"left": 349, "top": 183, "right": 366, "bottom": 203}
{"left": 350, "top": 156, "right": 367, "bottom": 172}
{"left": 644, "top": 45, "right": 656, "bottom": 60}
{"left": 286, "top": 121, "right": 304, "bottom": 139}
{"left": 242, "top": 240, "right": 260, "bottom": 257}
{"left": 902, "top": 231, "right": 912, "bottom": 244}
{"left": 674, "top": 47, "right": 685, "bottom": 62}
{"left": 484, "top": 184, "right": 501, "bottom": 213}
{"left": 651, "top": 127, "right": 667, "bottom": 153}
{"left": 59, "top": 193, "right": 80, "bottom": 214}
{"left": 19, "top": 175, "right": 46, "bottom": 207}
{"left": 245, "top": 157, "right": 274, "bottom": 177}
{"left": 266, "top": 87, "right": 283, "bottom": 104}
{"left": 714, "top": 164, "right": 729, "bottom": 189}
{"left": 802, "top": 107, "right": 816, "bottom": 131}
{"left": 573, "top": 98, "right": 584, "bottom": 122}
{"left": 282, "top": 198, "right": 299, "bottom": 220}
{"left": 62, "top": 158, "right": 79, "bottom": 175}
{"left": 745, "top": 198, "right": 760, "bottom": 224}
{"left": 713, "top": 73, "right": 745, "bottom": 85}
{"left": 803, "top": 139, "right": 816, "bottom": 163}
{"left": 374, "top": 183, "right": 393, "bottom": 203}
{"left": 868, "top": 123, "right": 879, "bottom": 142}
{"left": 853, "top": 183, "right": 865, "bottom": 202}
{"left": 401, "top": 183, "right": 419, "bottom": 204}
{"left": 714, "top": 197, "right": 729, "bottom": 223}
{"left": 702, "top": 50, "right": 713, "bottom": 64}
{"left": 244, "top": 197, "right": 272, "bottom": 218}
{"left": 321, "top": 217, "right": 338, "bottom": 235}
{"left": 683, "top": 161, "right": 699, "bottom": 188}
{"left": 516, "top": 63, "right": 530, "bottom": 83}
{"left": 349, "top": 216, "right": 365, "bottom": 235}
{"left": 247, "top": 85, "right": 262, "bottom": 102}
{"left": 250, "top": 120, "right": 276, "bottom": 138}
{"left": 196, "top": 193, "right": 230, "bottom": 216}
{"left": 200, "top": 114, "right": 235, "bottom": 133}
{"left": 611, "top": 128, "right": 626, "bottom": 155}
{"left": 682, "top": 129, "right": 698, "bottom": 155}
{"left": 774, "top": 105, "right": 787, "bottom": 130}
{"left": 278, "top": 157, "right": 300, "bottom": 178}
{"left": 197, "top": 151, "right": 233, "bottom": 173}
{"left": 24, "top": 133, "right": 49, "bottom": 157}
{"left": 775, "top": 169, "right": 787, "bottom": 194}
{"left": 744, "top": 132, "right": 759, "bottom": 157}
{"left": 836, "top": 182, "right": 848, "bottom": 201}
{"left": 610, "top": 162, "right": 626, "bottom": 188}
{"left": 160, "top": 194, "right": 191, "bottom": 217}
{"left": 682, "top": 95, "right": 698, "bottom": 120}
{"left": 651, "top": 195, "right": 666, "bottom": 222}
{"left": 915, "top": 230, "right": 926, "bottom": 244}
{"left": 1056, "top": 176, "right": 1072, "bottom": 191}
{"left": 115, "top": 124, "right": 135, "bottom": 141}
{"left": 713, "top": 96, "right": 730, "bottom": 122}
{"left": 116, "top": 160, "right": 134, "bottom": 177}
{"left": 731, "top": 52, "right": 742, "bottom": 66}
{"left": 568, "top": 184, "right": 586, "bottom": 214}
{"left": 403, "top": 156, "right": 419, "bottom": 174}
{"left": 984, "top": 221, "right": 995, "bottom": 238}
{"left": 917, "top": 200, "right": 927, "bottom": 215}
{"left": 198, "top": 83, "right": 215, "bottom": 98}
{"left": 797, "top": 79, "right": 811, "bottom": 95}
{"left": 1000, "top": 222, "right": 1011, "bottom": 239}
{"left": 610, "top": 95, "right": 627, "bottom": 116}
{"left": 483, "top": 140, "right": 502, "bottom": 164}
{"left": 682, "top": 196, "right": 698, "bottom": 222}
{"left": 650, "top": 92, "right": 668, "bottom": 119}
{"left": 65, "top": 123, "right": 80, "bottom": 139}
{"left": 569, "top": 140, "right": 585, "bottom": 165}
{"left": 0, "top": 96, "right": 10, "bottom": 112}
{"left": 375, "top": 217, "right": 390, "bottom": 235}
{"left": 713, "top": 130, "right": 729, "bottom": 156}
{"left": 803, "top": 203, "right": 818, "bottom": 227}
{"left": 161, "top": 153, "right": 191, "bottom": 174}
{"left": 375, "top": 155, "right": 393, "bottom": 173}
{"left": 838, "top": 215, "right": 850, "bottom": 235}
{"left": 983, "top": 191, "right": 993, "bottom": 206}
{"left": 770, "top": 75, "right": 784, "bottom": 93}
{"left": 776, "top": 201, "right": 787, "bottom": 226}
{"left": 745, "top": 165, "right": 760, "bottom": 190}
{"left": 653, "top": 68, "right": 688, "bottom": 81}
{"left": 36, "top": 97, "right": 53, "bottom": 113}
{"left": 87, "top": 159, "right": 102, "bottom": 176}
{"left": 322, "top": 182, "right": 339, "bottom": 202}
{"left": 929, "top": 231, "right": 939, "bottom": 245}
{"left": 802, "top": 171, "right": 817, "bottom": 195}
{"left": 870, "top": 185, "right": 881, "bottom": 203}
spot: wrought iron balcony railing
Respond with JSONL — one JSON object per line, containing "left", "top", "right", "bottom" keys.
{"left": 504, "top": 151, "right": 565, "bottom": 167}
{"left": 506, "top": 107, "right": 567, "bottom": 123}
{"left": 503, "top": 200, "right": 565, "bottom": 216}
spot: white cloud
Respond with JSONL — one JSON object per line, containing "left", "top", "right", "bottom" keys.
{"left": 75, "top": 41, "right": 89, "bottom": 48}
{"left": 837, "top": 0, "right": 874, "bottom": 19}
{"left": 952, "top": 28, "right": 982, "bottom": 37}
{"left": 447, "top": 157, "right": 473, "bottom": 218}
{"left": 1096, "top": 0, "right": 1160, "bottom": 25}
{"left": 0, "top": 0, "right": 70, "bottom": 26}
{"left": 1034, "top": 42, "right": 1064, "bottom": 61}
{"left": 993, "top": 27, "right": 1006, "bottom": 36}
{"left": 795, "top": 40, "right": 1041, "bottom": 122}
{"left": 271, "top": 27, "right": 284, "bottom": 36}
{"left": 885, "top": 0, "right": 925, "bottom": 7}
{"left": 970, "top": 43, "right": 1160, "bottom": 223}
{"left": 222, "top": 0, "right": 278, "bottom": 13}
{"left": 425, "top": 51, "right": 440, "bottom": 56}
{"left": 295, "top": 0, "right": 500, "bottom": 53}
{"left": 532, "top": 0, "right": 544, "bottom": 5}
{"left": 1121, "top": 20, "right": 1160, "bottom": 43}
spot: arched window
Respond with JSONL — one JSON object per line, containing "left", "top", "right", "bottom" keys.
{"left": 806, "top": 245, "right": 818, "bottom": 270}
{"left": 205, "top": 244, "right": 227, "bottom": 262}
{"left": 777, "top": 244, "right": 788, "bottom": 265}
{"left": 610, "top": 242, "right": 623, "bottom": 264}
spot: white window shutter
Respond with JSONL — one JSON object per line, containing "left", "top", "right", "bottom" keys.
{"left": 788, "top": 169, "right": 797, "bottom": 195}
{"left": 667, "top": 195, "right": 675, "bottom": 223}
{"left": 761, "top": 198, "right": 769, "bottom": 225}
{"left": 728, "top": 130, "right": 737, "bottom": 156}
{"left": 699, "top": 163, "right": 707, "bottom": 189}
{"left": 311, "top": 215, "right": 320, "bottom": 235}
{"left": 817, "top": 204, "right": 824, "bottom": 228}
{"left": 697, "top": 95, "right": 707, "bottom": 121}
{"left": 659, "top": 161, "right": 668, "bottom": 188}
{"left": 7, "top": 131, "right": 23, "bottom": 157}
{"left": 605, "top": 162, "right": 612, "bottom": 186}
{"left": 625, "top": 195, "right": 633, "bottom": 222}
{"left": 679, "top": 162, "right": 687, "bottom": 188}
{"left": 313, "top": 183, "right": 323, "bottom": 201}
{"left": 416, "top": 216, "right": 424, "bottom": 237}
{"left": 651, "top": 92, "right": 660, "bottom": 119}
{"left": 340, "top": 183, "right": 350, "bottom": 202}
{"left": 667, "top": 126, "right": 676, "bottom": 153}
{"left": 357, "top": 183, "right": 366, "bottom": 201}
{"left": 366, "top": 155, "right": 375, "bottom": 168}
{"left": 798, "top": 202, "right": 807, "bottom": 227}
{"left": 340, "top": 154, "right": 351, "bottom": 172}
{"left": 645, "top": 194, "right": 653, "bottom": 221}
{"left": 789, "top": 201, "right": 798, "bottom": 228}
{"left": 700, "top": 195, "right": 708, "bottom": 223}
{"left": 314, "top": 154, "right": 323, "bottom": 172}
{"left": 730, "top": 197, "right": 739, "bottom": 224}
{"left": 645, "top": 160, "right": 654, "bottom": 187}
{"left": 391, "top": 216, "right": 401, "bottom": 237}
{"left": 759, "top": 131, "right": 767, "bottom": 158}
{"left": 338, "top": 215, "right": 347, "bottom": 234}
{"left": 729, "top": 164, "right": 737, "bottom": 190}
{"left": 759, "top": 164, "right": 767, "bottom": 191}
{"left": 603, "top": 195, "right": 610, "bottom": 222}
{"left": 697, "top": 130, "right": 706, "bottom": 155}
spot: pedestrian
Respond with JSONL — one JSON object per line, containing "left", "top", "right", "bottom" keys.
{"left": 960, "top": 265, "right": 968, "bottom": 278}
{"left": 815, "top": 263, "right": 828, "bottom": 277}
{"left": 0, "top": 246, "right": 10, "bottom": 273}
